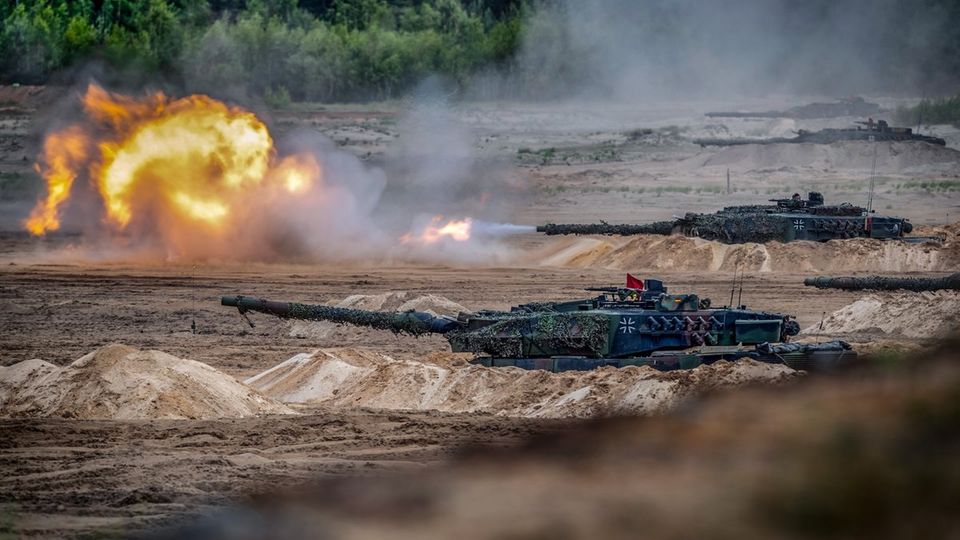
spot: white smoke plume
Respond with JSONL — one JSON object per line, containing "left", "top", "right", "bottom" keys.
{"left": 471, "top": 0, "right": 959, "bottom": 102}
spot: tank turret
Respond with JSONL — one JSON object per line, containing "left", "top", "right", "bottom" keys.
{"left": 222, "top": 278, "right": 854, "bottom": 372}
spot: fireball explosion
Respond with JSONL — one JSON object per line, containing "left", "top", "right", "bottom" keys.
{"left": 26, "top": 84, "right": 327, "bottom": 258}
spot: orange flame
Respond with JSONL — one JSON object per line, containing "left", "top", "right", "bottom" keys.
{"left": 272, "top": 154, "right": 322, "bottom": 195}
{"left": 400, "top": 216, "right": 473, "bottom": 245}
{"left": 25, "top": 126, "right": 89, "bottom": 235}
{"left": 25, "top": 84, "right": 322, "bottom": 255}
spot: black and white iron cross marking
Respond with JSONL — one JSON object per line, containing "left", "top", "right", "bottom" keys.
{"left": 619, "top": 317, "right": 636, "bottom": 334}
{"left": 793, "top": 219, "right": 805, "bottom": 231}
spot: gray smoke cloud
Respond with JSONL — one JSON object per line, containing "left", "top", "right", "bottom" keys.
{"left": 375, "top": 78, "right": 530, "bottom": 235}
{"left": 474, "top": 0, "right": 959, "bottom": 102}
{"left": 20, "top": 78, "right": 531, "bottom": 264}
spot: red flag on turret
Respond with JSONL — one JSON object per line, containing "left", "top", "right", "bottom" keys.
{"left": 626, "top": 274, "right": 644, "bottom": 290}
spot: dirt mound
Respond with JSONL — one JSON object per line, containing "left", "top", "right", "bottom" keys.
{"left": 700, "top": 141, "right": 960, "bottom": 173}
{"left": 0, "top": 359, "right": 59, "bottom": 406}
{"left": 288, "top": 292, "right": 469, "bottom": 339}
{"left": 533, "top": 233, "right": 954, "bottom": 273}
{"left": 0, "top": 344, "right": 294, "bottom": 419}
{"left": 247, "top": 348, "right": 799, "bottom": 418}
{"left": 802, "top": 291, "right": 960, "bottom": 339}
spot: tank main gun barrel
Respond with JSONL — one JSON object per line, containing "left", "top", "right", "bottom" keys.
{"left": 705, "top": 111, "right": 783, "bottom": 118}
{"left": 803, "top": 273, "right": 960, "bottom": 292}
{"left": 221, "top": 295, "right": 461, "bottom": 335}
{"left": 692, "top": 137, "right": 794, "bottom": 147}
{"left": 537, "top": 221, "right": 675, "bottom": 236}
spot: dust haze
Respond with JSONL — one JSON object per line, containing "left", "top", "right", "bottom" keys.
{"left": 480, "top": 0, "right": 959, "bottom": 101}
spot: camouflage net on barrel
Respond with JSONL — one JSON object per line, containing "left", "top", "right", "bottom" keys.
{"left": 287, "top": 303, "right": 436, "bottom": 336}
{"left": 540, "top": 213, "right": 804, "bottom": 243}
{"left": 804, "top": 273, "right": 960, "bottom": 292}
{"left": 537, "top": 221, "right": 675, "bottom": 236}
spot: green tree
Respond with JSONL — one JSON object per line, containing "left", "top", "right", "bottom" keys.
{"left": 63, "top": 15, "right": 98, "bottom": 63}
{"left": 1, "top": 1, "right": 66, "bottom": 83}
{"left": 96, "top": 0, "right": 141, "bottom": 36}
{"left": 182, "top": 17, "right": 246, "bottom": 93}
{"left": 487, "top": 15, "right": 520, "bottom": 61}
{"left": 136, "top": 0, "right": 183, "bottom": 70}
{"left": 102, "top": 24, "right": 151, "bottom": 67}
{"left": 286, "top": 22, "right": 348, "bottom": 100}
{"left": 331, "top": 0, "right": 392, "bottom": 31}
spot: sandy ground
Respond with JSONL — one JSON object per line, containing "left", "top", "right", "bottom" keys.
{"left": 0, "top": 408, "right": 562, "bottom": 537}
{"left": 157, "top": 340, "right": 960, "bottom": 540}
{"left": 2, "top": 87, "right": 960, "bottom": 537}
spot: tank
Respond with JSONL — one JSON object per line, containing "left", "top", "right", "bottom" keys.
{"left": 804, "top": 272, "right": 960, "bottom": 292}
{"left": 221, "top": 279, "right": 855, "bottom": 372}
{"left": 537, "top": 192, "right": 942, "bottom": 244}
{"left": 694, "top": 119, "right": 946, "bottom": 147}
{"left": 705, "top": 97, "right": 883, "bottom": 119}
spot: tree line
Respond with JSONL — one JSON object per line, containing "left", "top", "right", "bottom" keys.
{"left": 896, "top": 94, "right": 960, "bottom": 127}
{"left": 2, "top": 0, "right": 960, "bottom": 103}
{"left": 0, "top": 0, "right": 523, "bottom": 102}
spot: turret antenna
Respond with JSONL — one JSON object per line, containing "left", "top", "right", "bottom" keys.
{"left": 917, "top": 88, "right": 925, "bottom": 134}
{"left": 737, "top": 268, "right": 746, "bottom": 307}
{"left": 729, "top": 264, "right": 739, "bottom": 307}
{"left": 867, "top": 134, "right": 878, "bottom": 213}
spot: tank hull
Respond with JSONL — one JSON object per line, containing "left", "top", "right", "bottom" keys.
{"left": 471, "top": 342, "right": 857, "bottom": 372}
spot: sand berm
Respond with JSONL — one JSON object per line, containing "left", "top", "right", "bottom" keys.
{"left": 0, "top": 344, "right": 294, "bottom": 419}
{"left": 0, "top": 342, "right": 798, "bottom": 420}
{"left": 245, "top": 348, "right": 798, "bottom": 418}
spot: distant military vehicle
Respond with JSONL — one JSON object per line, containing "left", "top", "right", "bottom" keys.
{"left": 221, "top": 278, "right": 855, "bottom": 372}
{"left": 538, "top": 192, "right": 941, "bottom": 244}
{"left": 694, "top": 119, "right": 946, "bottom": 147}
{"left": 706, "top": 97, "right": 882, "bottom": 119}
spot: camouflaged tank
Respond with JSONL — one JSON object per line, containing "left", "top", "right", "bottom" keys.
{"left": 694, "top": 119, "right": 946, "bottom": 146}
{"left": 537, "top": 192, "right": 939, "bottom": 244}
{"left": 222, "top": 279, "right": 855, "bottom": 372}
